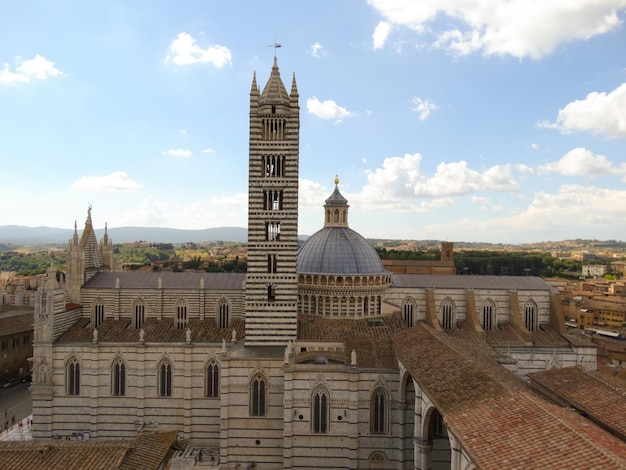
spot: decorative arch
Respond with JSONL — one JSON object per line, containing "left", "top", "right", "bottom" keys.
{"left": 311, "top": 384, "right": 330, "bottom": 433}
{"left": 66, "top": 356, "right": 80, "bottom": 395}
{"left": 402, "top": 297, "right": 416, "bottom": 327}
{"left": 440, "top": 297, "right": 456, "bottom": 330}
{"left": 524, "top": 299, "right": 538, "bottom": 331}
{"left": 111, "top": 356, "right": 126, "bottom": 396}
{"left": 175, "top": 298, "right": 187, "bottom": 329}
{"left": 217, "top": 297, "right": 230, "bottom": 328}
{"left": 132, "top": 297, "right": 146, "bottom": 329}
{"left": 481, "top": 298, "right": 496, "bottom": 330}
{"left": 424, "top": 407, "right": 451, "bottom": 468}
{"left": 93, "top": 298, "right": 105, "bottom": 328}
{"left": 368, "top": 451, "right": 388, "bottom": 469}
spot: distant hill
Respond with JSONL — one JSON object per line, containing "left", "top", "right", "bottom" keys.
{"left": 0, "top": 225, "right": 248, "bottom": 245}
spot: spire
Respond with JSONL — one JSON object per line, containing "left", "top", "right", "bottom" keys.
{"left": 250, "top": 71, "right": 259, "bottom": 94}
{"left": 259, "top": 57, "right": 290, "bottom": 107}
{"left": 290, "top": 72, "right": 298, "bottom": 97}
{"left": 323, "top": 176, "right": 350, "bottom": 228}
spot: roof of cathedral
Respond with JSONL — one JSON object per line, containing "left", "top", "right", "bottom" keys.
{"left": 0, "top": 431, "right": 178, "bottom": 470}
{"left": 57, "top": 317, "right": 245, "bottom": 344}
{"left": 528, "top": 366, "right": 626, "bottom": 441}
{"left": 297, "top": 313, "right": 406, "bottom": 368}
{"left": 393, "top": 324, "right": 626, "bottom": 469}
{"left": 391, "top": 273, "right": 559, "bottom": 292}
{"left": 259, "top": 57, "right": 290, "bottom": 106}
{"left": 82, "top": 271, "right": 245, "bottom": 290}
{"left": 297, "top": 226, "right": 387, "bottom": 275}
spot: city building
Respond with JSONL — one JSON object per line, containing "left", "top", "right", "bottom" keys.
{"left": 28, "top": 59, "right": 626, "bottom": 469}
{"left": 0, "top": 306, "right": 33, "bottom": 382}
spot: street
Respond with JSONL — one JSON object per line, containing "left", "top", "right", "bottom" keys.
{"left": 0, "top": 382, "right": 31, "bottom": 428}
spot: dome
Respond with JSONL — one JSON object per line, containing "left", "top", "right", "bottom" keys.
{"left": 297, "top": 226, "right": 386, "bottom": 275}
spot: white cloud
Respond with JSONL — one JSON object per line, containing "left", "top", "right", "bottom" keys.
{"left": 71, "top": 172, "right": 142, "bottom": 191}
{"left": 309, "top": 42, "right": 327, "bottom": 58}
{"left": 411, "top": 97, "right": 437, "bottom": 120}
{"left": 363, "top": 153, "right": 519, "bottom": 201}
{"left": 537, "top": 83, "right": 626, "bottom": 137}
{"left": 116, "top": 193, "right": 248, "bottom": 229}
{"left": 299, "top": 178, "right": 330, "bottom": 209}
{"left": 372, "top": 21, "right": 392, "bottom": 49}
{"left": 165, "top": 148, "right": 192, "bottom": 158}
{"left": 178, "top": 129, "right": 188, "bottom": 134}
{"left": 306, "top": 96, "right": 358, "bottom": 121}
{"left": 0, "top": 55, "right": 64, "bottom": 84}
{"left": 368, "top": 0, "right": 626, "bottom": 58}
{"left": 538, "top": 147, "right": 623, "bottom": 178}
{"left": 202, "top": 148, "right": 216, "bottom": 154}
{"left": 530, "top": 143, "right": 538, "bottom": 150}
{"left": 164, "top": 32, "right": 232, "bottom": 67}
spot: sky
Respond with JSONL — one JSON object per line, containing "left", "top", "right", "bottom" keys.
{"left": 1, "top": 1, "right": 625, "bottom": 244}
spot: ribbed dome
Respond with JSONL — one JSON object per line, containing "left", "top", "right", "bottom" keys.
{"left": 297, "top": 226, "right": 386, "bottom": 275}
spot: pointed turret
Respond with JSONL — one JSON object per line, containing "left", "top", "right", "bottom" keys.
{"left": 259, "top": 57, "right": 290, "bottom": 110}
{"left": 324, "top": 176, "right": 350, "bottom": 228}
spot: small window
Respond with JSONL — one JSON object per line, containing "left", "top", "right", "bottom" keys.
{"left": 206, "top": 361, "right": 219, "bottom": 398}
{"left": 176, "top": 299, "right": 187, "bottom": 330}
{"left": 218, "top": 298, "right": 229, "bottom": 328}
{"left": 268, "top": 284, "right": 276, "bottom": 302}
{"left": 112, "top": 358, "right": 126, "bottom": 396}
{"left": 440, "top": 298, "right": 456, "bottom": 330}
{"left": 312, "top": 387, "right": 329, "bottom": 433}
{"left": 133, "top": 298, "right": 146, "bottom": 329}
{"left": 158, "top": 359, "right": 172, "bottom": 397}
{"left": 250, "top": 374, "right": 266, "bottom": 416}
{"left": 67, "top": 358, "right": 81, "bottom": 396}
{"left": 94, "top": 300, "right": 105, "bottom": 328}
{"left": 524, "top": 300, "right": 538, "bottom": 331}
{"left": 482, "top": 299, "right": 496, "bottom": 330}
{"left": 371, "top": 387, "right": 389, "bottom": 434}
{"left": 402, "top": 298, "right": 415, "bottom": 327}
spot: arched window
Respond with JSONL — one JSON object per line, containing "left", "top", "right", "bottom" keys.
{"left": 371, "top": 387, "right": 389, "bottom": 434}
{"left": 481, "top": 299, "right": 496, "bottom": 330}
{"left": 158, "top": 359, "right": 172, "bottom": 397}
{"left": 250, "top": 373, "right": 266, "bottom": 416}
{"left": 312, "top": 386, "right": 329, "bottom": 433}
{"left": 402, "top": 297, "right": 415, "bottom": 327}
{"left": 111, "top": 358, "right": 126, "bottom": 396}
{"left": 218, "top": 298, "right": 229, "bottom": 329}
{"left": 133, "top": 298, "right": 146, "bottom": 329}
{"left": 67, "top": 357, "right": 80, "bottom": 395}
{"left": 206, "top": 360, "right": 219, "bottom": 398}
{"left": 94, "top": 299, "right": 105, "bottom": 328}
{"left": 524, "top": 299, "right": 538, "bottom": 331}
{"left": 176, "top": 299, "right": 187, "bottom": 330}
{"left": 440, "top": 298, "right": 456, "bottom": 330}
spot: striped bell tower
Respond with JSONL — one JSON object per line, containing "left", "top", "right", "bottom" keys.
{"left": 245, "top": 57, "right": 300, "bottom": 346}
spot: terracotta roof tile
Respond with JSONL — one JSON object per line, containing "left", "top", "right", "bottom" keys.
{"left": 0, "top": 431, "right": 178, "bottom": 470}
{"left": 82, "top": 271, "right": 245, "bottom": 290}
{"left": 297, "top": 314, "right": 406, "bottom": 369}
{"left": 393, "top": 324, "right": 626, "bottom": 469}
{"left": 528, "top": 366, "right": 626, "bottom": 441}
{"left": 56, "top": 317, "right": 245, "bottom": 344}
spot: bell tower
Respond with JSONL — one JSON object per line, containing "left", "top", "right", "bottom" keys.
{"left": 245, "top": 57, "right": 300, "bottom": 346}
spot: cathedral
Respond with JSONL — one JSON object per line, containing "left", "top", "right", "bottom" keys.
{"left": 30, "top": 58, "right": 626, "bottom": 469}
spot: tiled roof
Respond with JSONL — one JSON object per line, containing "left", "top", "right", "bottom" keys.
{"left": 391, "top": 274, "right": 558, "bottom": 292}
{"left": 56, "top": 317, "right": 245, "bottom": 344}
{"left": 297, "top": 313, "right": 407, "bottom": 369}
{"left": 393, "top": 324, "right": 626, "bottom": 469}
{"left": 0, "top": 431, "right": 177, "bottom": 470}
{"left": 0, "top": 311, "right": 33, "bottom": 337}
{"left": 528, "top": 366, "right": 626, "bottom": 441}
{"left": 82, "top": 271, "right": 245, "bottom": 290}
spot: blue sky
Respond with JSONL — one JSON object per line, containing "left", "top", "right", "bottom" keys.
{"left": 1, "top": 1, "right": 625, "bottom": 244}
